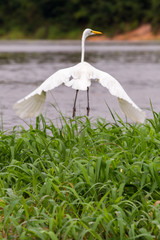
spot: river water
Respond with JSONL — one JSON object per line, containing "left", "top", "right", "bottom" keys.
{"left": 1, "top": 40, "right": 160, "bottom": 130}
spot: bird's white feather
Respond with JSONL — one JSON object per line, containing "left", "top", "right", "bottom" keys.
{"left": 13, "top": 66, "right": 76, "bottom": 118}
{"left": 14, "top": 91, "right": 46, "bottom": 118}
{"left": 90, "top": 66, "right": 146, "bottom": 123}
{"left": 14, "top": 62, "right": 93, "bottom": 118}
{"left": 118, "top": 98, "right": 145, "bottom": 123}
{"left": 65, "top": 62, "right": 91, "bottom": 90}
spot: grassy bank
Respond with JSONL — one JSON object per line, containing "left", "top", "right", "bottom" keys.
{"left": 0, "top": 110, "right": 160, "bottom": 239}
{"left": 0, "top": 27, "right": 82, "bottom": 40}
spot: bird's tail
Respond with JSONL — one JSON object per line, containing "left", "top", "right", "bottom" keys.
{"left": 13, "top": 91, "right": 46, "bottom": 119}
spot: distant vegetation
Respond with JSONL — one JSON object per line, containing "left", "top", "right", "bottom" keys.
{"left": 0, "top": 0, "right": 160, "bottom": 39}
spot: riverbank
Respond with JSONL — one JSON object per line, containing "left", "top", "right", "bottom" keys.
{"left": 1, "top": 24, "right": 160, "bottom": 42}
{"left": 89, "top": 24, "right": 160, "bottom": 41}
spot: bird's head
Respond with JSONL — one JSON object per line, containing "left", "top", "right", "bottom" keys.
{"left": 83, "top": 28, "right": 102, "bottom": 39}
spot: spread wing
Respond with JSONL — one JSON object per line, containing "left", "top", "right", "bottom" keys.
{"left": 13, "top": 65, "right": 76, "bottom": 118}
{"left": 91, "top": 66, "right": 146, "bottom": 123}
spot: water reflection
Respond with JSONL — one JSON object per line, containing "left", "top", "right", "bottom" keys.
{"left": 1, "top": 40, "right": 160, "bottom": 130}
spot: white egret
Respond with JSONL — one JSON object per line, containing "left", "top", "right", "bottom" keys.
{"left": 14, "top": 28, "right": 146, "bottom": 123}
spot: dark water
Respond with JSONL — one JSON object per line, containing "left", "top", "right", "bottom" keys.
{"left": 1, "top": 40, "right": 160, "bottom": 130}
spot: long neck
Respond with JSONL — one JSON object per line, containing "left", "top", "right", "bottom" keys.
{"left": 81, "top": 34, "right": 86, "bottom": 62}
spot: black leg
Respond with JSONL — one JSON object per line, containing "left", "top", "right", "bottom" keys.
{"left": 72, "top": 90, "right": 79, "bottom": 118}
{"left": 87, "top": 87, "right": 90, "bottom": 116}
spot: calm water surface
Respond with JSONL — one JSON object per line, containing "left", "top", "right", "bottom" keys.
{"left": 1, "top": 40, "right": 160, "bottom": 130}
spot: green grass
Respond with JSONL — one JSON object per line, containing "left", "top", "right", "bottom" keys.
{"left": 0, "top": 26, "right": 82, "bottom": 40}
{"left": 1, "top": 110, "right": 160, "bottom": 239}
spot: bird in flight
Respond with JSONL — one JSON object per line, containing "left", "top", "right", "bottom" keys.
{"left": 14, "top": 28, "right": 145, "bottom": 123}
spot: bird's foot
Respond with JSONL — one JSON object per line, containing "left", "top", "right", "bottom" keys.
{"left": 87, "top": 107, "right": 90, "bottom": 116}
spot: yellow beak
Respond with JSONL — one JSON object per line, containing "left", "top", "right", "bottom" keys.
{"left": 91, "top": 30, "right": 102, "bottom": 35}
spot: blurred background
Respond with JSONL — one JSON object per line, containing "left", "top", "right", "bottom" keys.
{"left": 1, "top": 0, "right": 160, "bottom": 130}
{"left": 0, "top": 0, "right": 160, "bottom": 39}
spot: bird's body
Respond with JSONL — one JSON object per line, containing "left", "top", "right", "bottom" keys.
{"left": 14, "top": 28, "right": 146, "bottom": 123}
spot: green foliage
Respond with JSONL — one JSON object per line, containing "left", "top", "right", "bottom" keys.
{"left": 1, "top": 111, "right": 160, "bottom": 239}
{"left": 0, "top": 0, "right": 159, "bottom": 39}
